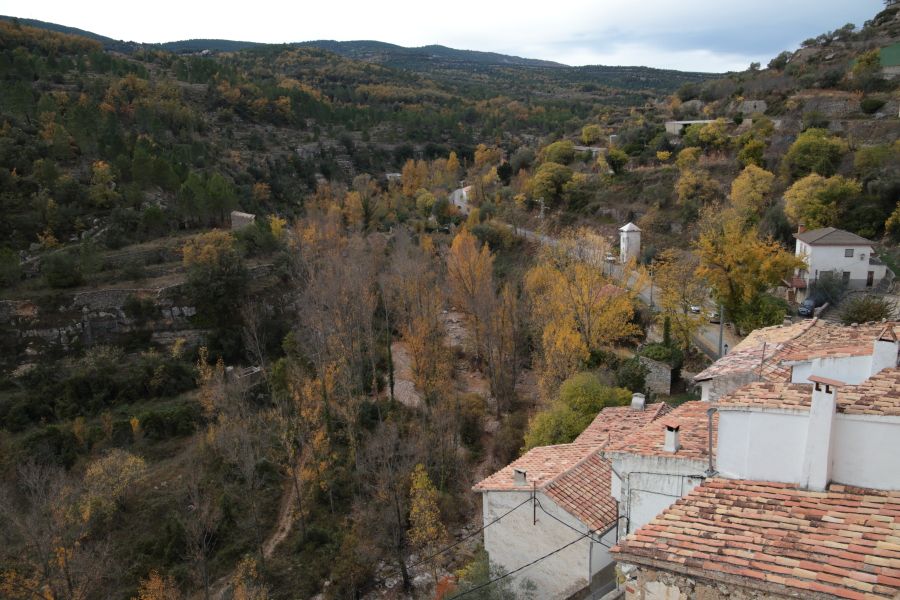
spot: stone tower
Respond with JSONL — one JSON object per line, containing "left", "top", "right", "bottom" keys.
{"left": 619, "top": 222, "right": 641, "bottom": 264}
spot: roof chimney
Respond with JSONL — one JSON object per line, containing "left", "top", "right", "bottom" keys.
{"left": 664, "top": 423, "right": 680, "bottom": 453}
{"left": 801, "top": 376, "right": 842, "bottom": 491}
{"left": 798, "top": 222, "right": 807, "bottom": 234}
{"left": 513, "top": 468, "right": 527, "bottom": 487}
{"left": 630, "top": 393, "right": 646, "bottom": 411}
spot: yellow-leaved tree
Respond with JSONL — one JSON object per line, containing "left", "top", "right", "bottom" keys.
{"left": 408, "top": 464, "right": 448, "bottom": 582}
{"left": 695, "top": 207, "right": 804, "bottom": 332}
{"left": 526, "top": 229, "right": 639, "bottom": 397}
{"left": 730, "top": 165, "right": 775, "bottom": 223}
{"left": 133, "top": 571, "right": 182, "bottom": 600}
{"left": 652, "top": 249, "right": 708, "bottom": 351}
{"left": 446, "top": 228, "right": 495, "bottom": 361}
{"left": 81, "top": 449, "right": 147, "bottom": 522}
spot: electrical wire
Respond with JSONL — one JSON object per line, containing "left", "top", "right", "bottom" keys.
{"left": 374, "top": 494, "right": 534, "bottom": 586}
{"left": 447, "top": 530, "right": 595, "bottom": 599}
{"left": 407, "top": 495, "right": 534, "bottom": 570}
{"left": 534, "top": 496, "right": 615, "bottom": 548}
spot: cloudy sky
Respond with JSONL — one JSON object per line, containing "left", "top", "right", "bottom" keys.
{"left": 1, "top": 0, "right": 885, "bottom": 72}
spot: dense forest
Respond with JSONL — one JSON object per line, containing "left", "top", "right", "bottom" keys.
{"left": 0, "top": 5, "right": 899, "bottom": 599}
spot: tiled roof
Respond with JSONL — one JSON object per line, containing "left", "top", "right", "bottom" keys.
{"left": 840, "top": 368, "right": 900, "bottom": 416}
{"left": 694, "top": 320, "right": 898, "bottom": 383}
{"left": 474, "top": 404, "right": 671, "bottom": 529}
{"left": 717, "top": 381, "right": 814, "bottom": 411}
{"left": 605, "top": 401, "right": 717, "bottom": 461}
{"left": 611, "top": 479, "right": 900, "bottom": 600}
{"left": 572, "top": 403, "right": 672, "bottom": 448}
{"left": 473, "top": 443, "right": 594, "bottom": 492}
{"left": 718, "top": 368, "right": 900, "bottom": 417}
{"left": 544, "top": 453, "right": 616, "bottom": 531}
{"left": 795, "top": 227, "right": 875, "bottom": 246}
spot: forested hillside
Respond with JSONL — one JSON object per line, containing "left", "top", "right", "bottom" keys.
{"left": 0, "top": 6, "right": 898, "bottom": 600}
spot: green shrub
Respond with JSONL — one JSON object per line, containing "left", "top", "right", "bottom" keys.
{"left": 860, "top": 97, "right": 886, "bottom": 114}
{"left": 42, "top": 252, "right": 83, "bottom": 288}
{"left": 840, "top": 295, "right": 897, "bottom": 325}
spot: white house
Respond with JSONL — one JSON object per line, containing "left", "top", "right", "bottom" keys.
{"left": 619, "top": 222, "right": 641, "bottom": 264}
{"left": 473, "top": 400, "right": 670, "bottom": 599}
{"left": 603, "top": 401, "right": 717, "bottom": 537}
{"left": 693, "top": 319, "right": 899, "bottom": 402}
{"left": 612, "top": 369, "right": 900, "bottom": 600}
{"left": 714, "top": 369, "right": 900, "bottom": 491}
{"left": 793, "top": 226, "right": 889, "bottom": 295}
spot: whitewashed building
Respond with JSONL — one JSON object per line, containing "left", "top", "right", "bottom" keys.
{"left": 619, "top": 222, "right": 641, "bottom": 264}
{"left": 693, "top": 319, "right": 899, "bottom": 402}
{"left": 473, "top": 400, "right": 670, "bottom": 599}
{"left": 793, "top": 226, "right": 889, "bottom": 295}
{"left": 603, "top": 401, "right": 717, "bottom": 536}
{"left": 611, "top": 369, "right": 900, "bottom": 600}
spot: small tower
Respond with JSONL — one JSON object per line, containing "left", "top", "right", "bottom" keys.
{"left": 619, "top": 222, "right": 641, "bottom": 264}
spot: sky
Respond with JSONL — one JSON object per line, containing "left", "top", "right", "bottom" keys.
{"left": 0, "top": 0, "right": 886, "bottom": 72}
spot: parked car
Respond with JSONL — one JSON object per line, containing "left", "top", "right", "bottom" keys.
{"left": 798, "top": 298, "right": 820, "bottom": 317}
{"left": 707, "top": 310, "right": 721, "bottom": 323}
{"left": 689, "top": 304, "right": 702, "bottom": 314}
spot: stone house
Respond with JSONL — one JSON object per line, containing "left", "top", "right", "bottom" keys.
{"left": 230, "top": 210, "right": 256, "bottom": 230}
{"left": 473, "top": 399, "right": 670, "bottom": 600}
{"left": 611, "top": 369, "right": 900, "bottom": 599}
{"left": 693, "top": 319, "right": 898, "bottom": 402}
{"left": 792, "top": 226, "right": 889, "bottom": 297}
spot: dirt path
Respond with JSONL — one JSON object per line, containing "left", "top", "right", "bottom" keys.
{"left": 207, "top": 469, "right": 299, "bottom": 600}
{"left": 390, "top": 341, "right": 423, "bottom": 408}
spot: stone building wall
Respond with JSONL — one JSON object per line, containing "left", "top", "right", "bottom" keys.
{"left": 621, "top": 564, "right": 794, "bottom": 600}
{"left": 639, "top": 357, "right": 672, "bottom": 396}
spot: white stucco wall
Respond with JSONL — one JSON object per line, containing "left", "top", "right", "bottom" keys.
{"left": 796, "top": 240, "right": 886, "bottom": 289}
{"left": 832, "top": 414, "right": 900, "bottom": 490}
{"left": 609, "top": 455, "right": 707, "bottom": 536}
{"left": 481, "top": 490, "right": 615, "bottom": 599}
{"left": 716, "top": 408, "right": 809, "bottom": 483}
{"left": 620, "top": 230, "right": 640, "bottom": 264}
{"left": 790, "top": 355, "right": 874, "bottom": 385}
{"left": 717, "top": 408, "right": 900, "bottom": 491}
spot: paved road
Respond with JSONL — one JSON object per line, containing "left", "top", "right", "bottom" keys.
{"left": 449, "top": 188, "right": 740, "bottom": 359}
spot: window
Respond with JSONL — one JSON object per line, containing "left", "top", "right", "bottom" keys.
{"left": 845, "top": 249, "right": 854, "bottom": 257}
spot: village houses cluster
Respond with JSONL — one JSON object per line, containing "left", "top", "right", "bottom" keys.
{"left": 473, "top": 225, "right": 899, "bottom": 600}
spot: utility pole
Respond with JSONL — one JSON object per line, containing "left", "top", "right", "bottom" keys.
{"left": 648, "top": 263, "right": 654, "bottom": 311}
{"left": 718, "top": 303, "right": 725, "bottom": 357}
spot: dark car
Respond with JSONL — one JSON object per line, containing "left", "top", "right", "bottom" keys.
{"left": 798, "top": 298, "right": 819, "bottom": 317}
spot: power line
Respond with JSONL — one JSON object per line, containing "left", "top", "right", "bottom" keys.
{"left": 375, "top": 494, "right": 534, "bottom": 586}
{"left": 407, "top": 495, "right": 533, "bottom": 570}
{"left": 447, "top": 530, "right": 594, "bottom": 600}
{"left": 534, "top": 496, "right": 615, "bottom": 548}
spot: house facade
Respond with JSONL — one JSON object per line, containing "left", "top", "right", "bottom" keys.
{"left": 604, "top": 401, "right": 716, "bottom": 537}
{"left": 611, "top": 369, "right": 900, "bottom": 599}
{"left": 793, "top": 226, "right": 889, "bottom": 295}
{"left": 693, "top": 319, "right": 898, "bottom": 402}
{"left": 473, "top": 399, "right": 670, "bottom": 599}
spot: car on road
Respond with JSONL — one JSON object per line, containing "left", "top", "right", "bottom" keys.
{"left": 797, "top": 298, "right": 822, "bottom": 317}
{"left": 707, "top": 310, "right": 721, "bottom": 323}
{"left": 689, "top": 304, "right": 702, "bottom": 314}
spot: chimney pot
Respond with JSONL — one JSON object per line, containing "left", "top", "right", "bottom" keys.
{"left": 631, "top": 393, "right": 646, "bottom": 411}
{"left": 513, "top": 468, "right": 527, "bottom": 487}
{"left": 664, "top": 424, "right": 680, "bottom": 453}
{"left": 798, "top": 223, "right": 807, "bottom": 234}
{"left": 802, "top": 376, "right": 842, "bottom": 491}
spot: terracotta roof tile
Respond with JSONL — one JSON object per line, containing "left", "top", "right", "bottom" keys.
{"left": 572, "top": 403, "right": 672, "bottom": 448}
{"left": 612, "top": 479, "right": 900, "bottom": 600}
{"left": 694, "top": 320, "right": 898, "bottom": 383}
{"left": 717, "top": 368, "right": 900, "bottom": 417}
{"left": 544, "top": 453, "right": 617, "bottom": 531}
{"left": 605, "top": 401, "right": 717, "bottom": 461}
